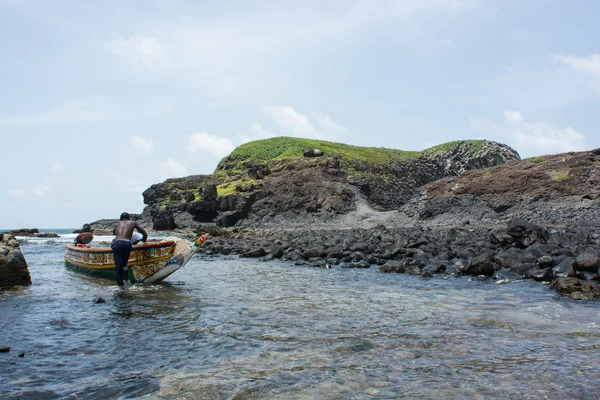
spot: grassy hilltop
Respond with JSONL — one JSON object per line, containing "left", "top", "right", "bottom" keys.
{"left": 216, "top": 137, "right": 490, "bottom": 173}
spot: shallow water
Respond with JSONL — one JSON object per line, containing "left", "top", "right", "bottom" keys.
{"left": 1, "top": 233, "right": 600, "bottom": 399}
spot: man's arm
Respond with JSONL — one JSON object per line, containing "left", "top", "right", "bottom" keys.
{"left": 135, "top": 223, "right": 148, "bottom": 242}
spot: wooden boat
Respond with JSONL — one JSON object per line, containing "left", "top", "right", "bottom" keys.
{"left": 64, "top": 234, "right": 208, "bottom": 283}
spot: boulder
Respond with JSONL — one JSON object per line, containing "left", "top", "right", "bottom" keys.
{"left": 267, "top": 245, "right": 285, "bottom": 258}
{"left": 170, "top": 191, "right": 183, "bottom": 201}
{"left": 574, "top": 252, "right": 600, "bottom": 273}
{"left": 184, "top": 192, "right": 196, "bottom": 202}
{"left": 468, "top": 254, "right": 494, "bottom": 276}
{"left": 527, "top": 267, "right": 553, "bottom": 282}
{"left": 303, "top": 149, "right": 324, "bottom": 157}
{"left": 215, "top": 210, "right": 243, "bottom": 227}
{"left": 302, "top": 248, "right": 325, "bottom": 260}
{"left": 152, "top": 209, "right": 177, "bottom": 230}
{"left": 506, "top": 219, "right": 549, "bottom": 247}
{"left": 36, "top": 232, "right": 60, "bottom": 238}
{"left": 494, "top": 268, "right": 523, "bottom": 280}
{"left": 553, "top": 258, "right": 576, "bottom": 278}
{"left": 550, "top": 277, "right": 600, "bottom": 300}
{"left": 537, "top": 255, "right": 554, "bottom": 269}
{"left": 188, "top": 200, "right": 219, "bottom": 222}
{"left": 489, "top": 232, "right": 514, "bottom": 246}
{"left": 379, "top": 260, "right": 404, "bottom": 273}
{"left": 0, "top": 235, "right": 32, "bottom": 287}
{"left": 202, "top": 184, "right": 219, "bottom": 201}
{"left": 73, "top": 223, "right": 93, "bottom": 234}
{"left": 240, "top": 248, "right": 267, "bottom": 258}
{"left": 493, "top": 248, "right": 523, "bottom": 269}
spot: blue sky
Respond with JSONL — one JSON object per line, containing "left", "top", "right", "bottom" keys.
{"left": 1, "top": 0, "right": 599, "bottom": 228}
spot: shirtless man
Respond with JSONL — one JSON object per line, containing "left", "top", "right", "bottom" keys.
{"left": 112, "top": 212, "right": 148, "bottom": 288}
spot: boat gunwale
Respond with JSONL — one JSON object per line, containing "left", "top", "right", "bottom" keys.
{"left": 64, "top": 240, "right": 175, "bottom": 254}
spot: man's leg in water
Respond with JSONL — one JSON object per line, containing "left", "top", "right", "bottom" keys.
{"left": 112, "top": 241, "right": 132, "bottom": 286}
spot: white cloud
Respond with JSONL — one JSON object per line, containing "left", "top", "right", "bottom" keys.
{"left": 33, "top": 184, "right": 52, "bottom": 197}
{"left": 470, "top": 110, "right": 587, "bottom": 158}
{"left": 556, "top": 54, "right": 600, "bottom": 77}
{"left": 105, "top": 34, "right": 166, "bottom": 70}
{"left": 251, "top": 123, "right": 273, "bottom": 138}
{"left": 0, "top": 97, "right": 112, "bottom": 127}
{"left": 556, "top": 54, "right": 600, "bottom": 92}
{"left": 102, "top": 2, "right": 476, "bottom": 99}
{"left": 131, "top": 135, "right": 155, "bottom": 154}
{"left": 238, "top": 123, "right": 276, "bottom": 144}
{"left": 160, "top": 158, "right": 187, "bottom": 178}
{"left": 261, "top": 106, "right": 321, "bottom": 138}
{"left": 110, "top": 170, "right": 148, "bottom": 194}
{"left": 312, "top": 112, "right": 346, "bottom": 132}
{"left": 189, "top": 132, "right": 236, "bottom": 157}
{"left": 52, "top": 161, "right": 64, "bottom": 173}
{"left": 113, "top": 178, "right": 146, "bottom": 194}
{"left": 7, "top": 188, "right": 25, "bottom": 197}
{"left": 0, "top": 98, "right": 111, "bottom": 127}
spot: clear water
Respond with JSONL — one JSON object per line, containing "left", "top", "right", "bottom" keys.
{"left": 1, "top": 232, "right": 600, "bottom": 399}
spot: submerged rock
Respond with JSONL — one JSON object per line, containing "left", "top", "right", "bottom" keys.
{"left": 550, "top": 277, "right": 600, "bottom": 300}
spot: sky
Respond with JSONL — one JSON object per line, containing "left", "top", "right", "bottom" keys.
{"left": 1, "top": 0, "right": 599, "bottom": 228}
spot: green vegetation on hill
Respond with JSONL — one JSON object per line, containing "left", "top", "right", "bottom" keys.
{"left": 216, "top": 137, "right": 490, "bottom": 173}
{"left": 422, "top": 140, "right": 487, "bottom": 155}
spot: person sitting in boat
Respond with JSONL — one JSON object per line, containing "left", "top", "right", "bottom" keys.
{"left": 112, "top": 212, "right": 148, "bottom": 289}
{"left": 131, "top": 232, "right": 144, "bottom": 245}
{"left": 74, "top": 231, "right": 94, "bottom": 248}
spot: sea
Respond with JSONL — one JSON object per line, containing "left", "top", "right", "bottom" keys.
{"left": 1, "top": 229, "right": 600, "bottom": 399}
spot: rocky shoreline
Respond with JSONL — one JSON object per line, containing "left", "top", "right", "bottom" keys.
{"left": 6, "top": 139, "right": 598, "bottom": 300}
{"left": 195, "top": 219, "right": 600, "bottom": 300}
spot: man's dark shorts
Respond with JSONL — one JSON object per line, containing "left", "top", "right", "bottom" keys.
{"left": 112, "top": 239, "right": 132, "bottom": 286}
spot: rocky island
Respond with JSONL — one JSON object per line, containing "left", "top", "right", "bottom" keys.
{"left": 90, "top": 137, "right": 600, "bottom": 300}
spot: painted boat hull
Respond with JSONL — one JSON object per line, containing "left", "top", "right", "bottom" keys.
{"left": 64, "top": 235, "right": 208, "bottom": 284}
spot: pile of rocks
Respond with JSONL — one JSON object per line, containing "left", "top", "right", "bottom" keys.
{"left": 4, "top": 228, "right": 59, "bottom": 238}
{"left": 0, "top": 233, "right": 31, "bottom": 288}
{"left": 198, "top": 219, "right": 600, "bottom": 300}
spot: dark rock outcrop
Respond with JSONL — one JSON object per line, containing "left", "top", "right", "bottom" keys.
{"left": 0, "top": 234, "right": 31, "bottom": 287}
{"left": 87, "top": 214, "right": 149, "bottom": 234}
{"left": 3, "top": 229, "right": 59, "bottom": 238}
{"left": 8, "top": 228, "right": 39, "bottom": 236}
{"left": 423, "top": 148, "right": 600, "bottom": 226}
{"left": 139, "top": 139, "right": 519, "bottom": 230}
{"left": 73, "top": 223, "right": 93, "bottom": 234}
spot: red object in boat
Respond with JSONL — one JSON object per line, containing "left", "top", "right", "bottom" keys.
{"left": 75, "top": 232, "right": 94, "bottom": 244}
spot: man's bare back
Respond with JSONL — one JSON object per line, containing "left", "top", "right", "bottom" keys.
{"left": 114, "top": 220, "right": 148, "bottom": 242}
